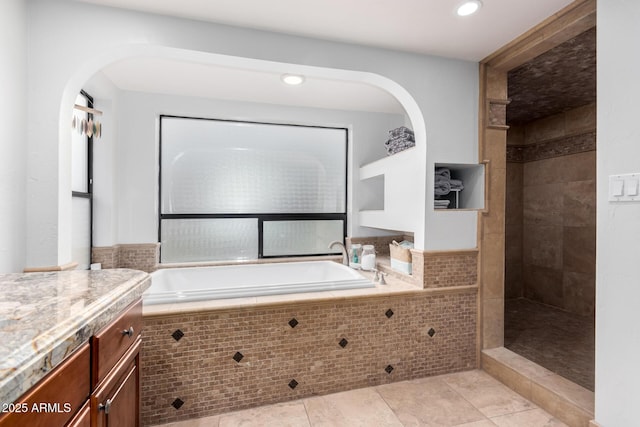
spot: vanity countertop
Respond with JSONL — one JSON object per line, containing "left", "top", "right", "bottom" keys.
{"left": 0, "top": 269, "right": 150, "bottom": 405}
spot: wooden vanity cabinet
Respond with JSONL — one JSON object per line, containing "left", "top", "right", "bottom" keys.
{"left": 0, "top": 343, "right": 90, "bottom": 427}
{"left": 90, "top": 299, "right": 142, "bottom": 427}
{"left": 0, "top": 298, "right": 142, "bottom": 427}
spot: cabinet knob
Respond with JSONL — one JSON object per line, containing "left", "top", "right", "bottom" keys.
{"left": 121, "top": 326, "right": 134, "bottom": 337}
{"left": 98, "top": 398, "right": 112, "bottom": 414}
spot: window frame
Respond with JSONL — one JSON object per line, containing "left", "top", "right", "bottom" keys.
{"left": 158, "top": 115, "right": 348, "bottom": 262}
{"left": 71, "top": 89, "right": 94, "bottom": 268}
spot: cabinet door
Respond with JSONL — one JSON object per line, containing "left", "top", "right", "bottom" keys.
{"left": 0, "top": 343, "right": 90, "bottom": 427}
{"left": 92, "top": 338, "right": 140, "bottom": 427}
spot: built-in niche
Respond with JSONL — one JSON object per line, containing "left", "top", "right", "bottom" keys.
{"left": 434, "top": 163, "right": 484, "bottom": 210}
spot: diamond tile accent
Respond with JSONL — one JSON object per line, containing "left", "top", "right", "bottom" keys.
{"left": 288, "top": 379, "right": 299, "bottom": 389}
{"left": 288, "top": 318, "right": 299, "bottom": 328}
{"left": 171, "top": 398, "right": 184, "bottom": 410}
{"left": 428, "top": 328, "right": 436, "bottom": 337}
{"left": 339, "top": 338, "right": 348, "bottom": 348}
{"left": 233, "top": 352, "right": 244, "bottom": 363}
{"left": 385, "top": 309, "right": 394, "bottom": 318}
{"left": 171, "top": 329, "right": 184, "bottom": 341}
{"left": 385, "top": 365, "right": 394, "bottom": 374}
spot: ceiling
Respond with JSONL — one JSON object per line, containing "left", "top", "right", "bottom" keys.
{"left": 507, "top": 27, "right": 597, "bottom": 125}
{"left": 80, "top": 0, "right": 585, "bottom": 116}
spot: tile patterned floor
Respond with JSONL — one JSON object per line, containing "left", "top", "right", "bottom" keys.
{"left": 504, "top": 298, "right": 595, "bottom": 391}
{"left": 152, "top": 370, "right": 568, "bottom": 427}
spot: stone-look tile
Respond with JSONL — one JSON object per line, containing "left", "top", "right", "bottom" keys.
{"left": 482, "top": 233, "right": 505, "bottom": 299}
{"left": 303, "top": 387, "right": 403, "bottom": 427}
{"left": 483, "top": 129, "right": 507, "bottom": 170}
{"left": 504, "top": 299, "right": 594, "bottom": 391}
{"left": 218, "top": 401, "right": 310, "bottom": 427}
{"left": 563, "top": 180, "right": 596, "bottom": 227}
{"left": 482, "top": 297, "right": 504, "bottom": 349}
{"left": 423, "top": 251, "right": 478, "bottom": 288}
{"left": 157, "top": 415, "right": 221, "bottom": 427}
{"left": 377, "top": 377, "right": 487, "bottom": 426}
{"left": 504, "top": 262, "right": 523, "bottom": 300}
{"left": 563, "top": 226, "right": 596, "bottom": 275}
{"left": 507, "top": 125, "right": 525, "bottom": 146}
{"left": 441, "top": 370, "right": 536, "bottom": 418}
{"left": 524, "top": 114, "right": 566, "bottom": 145}
{"left": 488, "top": 166, "right": 506, "bottom": 210}
{"left": 455, "top": 420, "right": 498, "bottom": 427}
{"left": 523, "top": 224, "right": 563, "bottom": 270}
{"left": 523, "top": 157, "right": 561, "bottom": 186}
{"left": 562, "top": 272, "right": 595, "bottom": 317}
{"left": 504, "top": 224, "right": 522, "bottom": 263}
{"left": 530, "top": 382, "right": 593, "bottom": 427}
{"left": 564, "top": 103, "right": 596, "bottom": 135}
{"left": 141, "top": 290, "right": 478, "bottom": 425}
{"left": 505, "top": 164, "right": 523, "bottom": 226}
{"left": 533, "top": 373, "right": 594, "bottom": 412}
{"left": 490, "top": 408, "right": 568, "bottom": 427}
{"left": 523, "top": 265, "right": 564, "bottom": 310}
{"left": 523, "top": 183, "right": 564, "bottom": 226}
{"left": 560, "top": 151, "right": 596, "bottom": 184}
{"left": 482, "top": 352, "right": 533, "bottom": 400}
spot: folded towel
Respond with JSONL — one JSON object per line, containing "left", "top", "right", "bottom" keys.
{"left": 450, "top": 179, "right": 464, "bottom": 190}
{"left": 434, "top": 199, "right": 450, "bottom": 209}
{"left": 388, "top": 126, "right": 414, "bottom": 138}
{"left": 434, "top": 180, "right": 451, "bottom": 196}
{"left": 435, "top": 167, "right": 451, "bottom": 180}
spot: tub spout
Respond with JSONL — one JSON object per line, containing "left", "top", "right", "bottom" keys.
{"left": 329, "top": 241, "right": 349, "bottom": 266}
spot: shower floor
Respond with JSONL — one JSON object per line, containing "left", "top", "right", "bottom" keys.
{"left": 504, "top": 298, "right": 595, "bottom": 391}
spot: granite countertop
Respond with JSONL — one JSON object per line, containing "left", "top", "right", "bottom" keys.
{"left": 0, "top": 269, "right": 151, "bottom": 405}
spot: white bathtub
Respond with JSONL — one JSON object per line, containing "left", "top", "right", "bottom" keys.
{"left": 143, "top": 261, "right": 373, "bottom": 305}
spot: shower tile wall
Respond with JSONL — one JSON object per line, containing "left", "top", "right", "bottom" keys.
{"left": 506, "top": 103, "right": 596, "bottom": 316}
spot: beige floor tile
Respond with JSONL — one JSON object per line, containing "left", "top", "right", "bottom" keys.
{"left": 303, "top": 387, "right": 403, "bottom": 427}
{"left": 453, "top": 420, "right": 498, "bottom": 427}
{"left": 155, "top": 415, "right": 221, "bottom": 427}
{"left": 218, "top": 401, "right": 310, "bottom": 427}
{"left": 377, "top": 377, "right": 487, "bottom": 426}
{"left": 442, "top": 370, "right": 537, "bottom": 418}
{"left": 490, "top": 408, "right": 568, "bottom": 427}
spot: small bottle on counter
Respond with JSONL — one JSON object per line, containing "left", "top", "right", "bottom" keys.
{"left": 350, "top": 243, "right": 362, "bottom": 269}
{"left": 361, "top": 245, "right": 376, "bottom": 271}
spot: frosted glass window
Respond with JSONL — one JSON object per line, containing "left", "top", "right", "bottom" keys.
{"left": 72, "top": 94, "right": 89, "bottom": 193}
{"left": 263, "top": 220, "right": 344, "bottom": 257}
{"left": 71, "top": 197, "right": 91, "bottom": 270}
{"left": 161, "top": 118, "right": 347, "bottom": 214}
{"left": 161, "top": 218, "right": 258, "bottom": 263}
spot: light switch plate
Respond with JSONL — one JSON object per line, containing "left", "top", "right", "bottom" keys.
{"left": 609, "top": 173, "right": 640, "bottom": 202}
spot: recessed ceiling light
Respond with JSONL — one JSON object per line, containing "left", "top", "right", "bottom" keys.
{"left": 457, "top": 0, "right": 482, "bottom": 17}
{"left": 281, "top": 74, "right": 305, "bottom": 85}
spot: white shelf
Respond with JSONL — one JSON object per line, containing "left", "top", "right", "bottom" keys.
{"left": 358, "top": 147, "right": 421, "bottom": 234}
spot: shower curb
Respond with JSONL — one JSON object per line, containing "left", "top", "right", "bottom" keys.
{"left": 481, "top": 347, "right": 594, "bottom": 427}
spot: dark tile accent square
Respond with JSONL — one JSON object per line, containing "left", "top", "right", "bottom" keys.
{"left": 428, "top": 328, "right": 436, "bottom": 337}
{"left": 288, "top": 318, "right": 299, "bottom": 328}
{"left": 171, "top": 398, "right": 184, "bottom": 410}
{"left": 339, "top": 338, "right": 348, "bottom": 348}
{"left": 171, "top": 329, "right": 184, "bottom": 341}
{"left": 385, "top": 365, "right": 394, "bottom": 374}
{"left": 233, "top": 351, "right": 244, "bottom": 363}
{"left": 385, "top": 309, "right": 394, "bottom": 318}
{"left": 288, "top": 379, "right": 299, "bottom": 389}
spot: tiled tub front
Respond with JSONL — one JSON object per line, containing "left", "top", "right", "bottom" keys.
{"left": 141, "top": 288, "right": 477, "bottom": 425}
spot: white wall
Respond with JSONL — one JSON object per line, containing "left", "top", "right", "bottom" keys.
{"left": 82, "top": 72, "right": 122, "bottom": 247}
{"left": 25, "top": 0, "right": 477, "bottom": 267}
{"left": 595, "top": 2, "right": 640, "bottom": 426}
{"left": 0, "top": 0, "right": 27, "bottom": 273}
{"left": 97, "top": 89, "right": 405, "bottom": 244}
